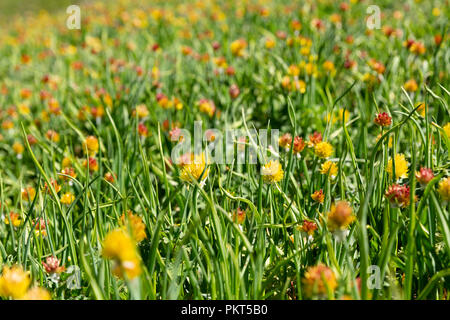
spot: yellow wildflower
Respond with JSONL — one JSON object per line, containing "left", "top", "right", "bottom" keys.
{"left": 314, "top": 141, "right": 333, "bottom": 159}
{"left": 302, "top": 264, "right": 337, "bottom": 298}
{"left": 442, "top": 122, "right": 450, "bottom": 139}
{"left": 0, "top": 265, "right": 31, "bottom": 299}
{"left": 21, "top": 186, "right": 36, "bottom": 202}
{"left": 320, "top": 161, "right": 338, "bottom": 179}
{"left": 261, "top": 160, "right": 284, "bottom": 183}
{"left": 120, "top": 211, "right": 147, "bottom": 243}
{"left": 83, "top": 136, "right": 99, "bottom": 156}
{"left": 386, "top": 153, "right": 409, "bottom": 180}
{"left": 438, "top": 177, "right": 450, "bottom": 202}
{"left": 180, "top": 153, "right": 210, "bottom": 184}
{"left": 102, "top": 228, "right": 141, "bottom": 279}
{"left": 4, "top": 212, "right": 22, "bottom": 227}
{"left": 327, "top": 201, "right": 355, "bottom": 231}
{"left": 60, "top": 192, "right": 75, "bottom": 205}
{"left": 21, "top": 287, "right": 51, "bottom": 300}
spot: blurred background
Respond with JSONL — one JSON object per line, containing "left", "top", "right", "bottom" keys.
{"left": 0, "top": 0, "right": 77, "bottom": 17}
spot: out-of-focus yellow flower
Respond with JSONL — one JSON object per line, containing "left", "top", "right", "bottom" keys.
{"left": 120, "top": 211, "right": 147, "bottom": 243}
{"left": 102, "top": 228, "right": 141, "bottom": 279}
{"left": 60, "top": 192, "right": 75, "bottom": 205}
{"left": 62, "top": 157, "right": 72, "bottom": 168}
{"left": 288, "top": 65, "right": 300, "bottom": 77}
{"left": 21, "top": 287, "right": 51, "bottom": 300}
{"left": 13, "top": 142, "right": 24, "bottom": 155}
{"left": 281, "top": 76, "right": 291, "bottom": 89}
{"left": 83, "top": 157, "right": 99, "bottom": 172}
{"left": 4, "top": 212, "right": 22, "bottom": 227}
{"left": 292, "top": 79, "right": 306, "bottom": 93}
{"left": 198, "top": 99, "right": 216, "bottom": 117}
{"left": 261, "top": 160, "right": 284, "bottom": 184}
{"left": 83, "top": 136, "right": 99, "bottom": 156}
{"left": 133, "top": 104, "right": 149, "bottom": 118}
{"left": 442, "top": 122, "right": 450, "bottom": 138}
{"left": 18, "top": 103, "right": 31, "bottom": 115}
{"left": 232, "top": 208, "right": 246, "bottom": 224}
{"left": 438, "top": 177, "right": 450, "bottom": 202}
{"left": 43, "top": 179, "right": 62, "bottom": 194}
{"left": 2, "top": 120, "right": 14, "bottom": 130}
{"left": 265, "top": 38, "right": 276, "bottom": 49}
{"left": 60, "top": 167, "right": 77, "bottom": 182}
{"left": 21, "top": 186, "right": 36, "bottom": 202}
{"left": 386, "top": 153, "right": 409, "bottom": 180}
{"left": 415, "top": 102, "right": 426, "bottom": 117}
{"left": 173, "top": 97, "right": 183, "bottom": 110}
{"left": 230, "top": 39, "right": 247, "bottom": 57}
{"left": 0, "top": 265, "right": 31, "bottom": 299}
{"left": 320, "top": 161, "right": 338, "bottom": 179}
{"left": 322, "top": 61, "right": 336, "bottom": 76}
{"left": 85, "top": 35, "right": 102, "bottom": 53}
{"left": 327, "top": 201, "right": 355, "bottom": 231}
{"left": 376, "top": 133, "right": 393, "bottom": 147}
{"left": 404, "top": 79, "right": 418, "bottom": 92}
{"left": 314, "top": 141, "right": 333, "bottom": 159}
{"left": 302, "top": 264, "right": 337, "bottom": 298}
{"left": 46, "top": 130, "right": 60, "bottom": 143}
{"left": 326, "top": 109, "right": 349, "bottom": 124}
{"left": 279, "top": 133, "right": 292, "bottom": 150}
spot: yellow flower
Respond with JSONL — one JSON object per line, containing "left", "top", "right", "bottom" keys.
{"left": 288, "top": 65, "right": 300, "bottom": 77}
{"left": 302, "top": 264, "right": 337, "bottom": 298}
{"left": 134, "top": 104, "right": 149, "bottom": 118}
{"left": 46, "top": 130, "right": 60, "bottom": 143}
{"left": 21, "top": 287, "right": 51, "bottom": 300}
{"left": 438, "top": 177, "right": 450, "bottom": 202}
{"left": 386, "top": 153, "right": 409, "bottom": 180}
{"left": 0, "top": 265, "right": 31, "bottom": 299}
{"left": 60, "top": 192, "right": 75, "bottom": 205}
{"left": 265, "top": 38, "right": 276, "bottom": 49}
{"left": 416, "top": 102, "right": 426, "bottom": 117}
{"left": 62, "top": 156, "right": 72, "bottom": 168}
{"left": 376, "top": 134, "right": 393, "bottom": 147}
{"left": 120, "top": 211, "right": 147, "bottom": 243}
{"left": 180, "top": 153, "right": 210, "bottom": 184}
{"left": 18, "top": 103, "right": 31, "bottom": 115}
{"left": 323, "top": 61, "right": 336, "bottom": 75}
{"left": 320, "top": 161, "right": 338, "bottom": 179}
{"left": 404, "top": 79, "right": 418, "bottom": 92}
{"left": 83, "top": 136, "right": 99, "bottom": 156}
{"left": 230, "top": 39, "right": 247, "bottom": 56}
{"left": 261, "top": 160, "right": 284, "bottom": 183}
{"left": 311, "top": 189, "right": 325, "bottom": 203}
{"left": 232, "top": 208, "right": 246, "bottom": 224}
{"left": 21, "top": 186, "right": 36, "bottom": 202}
{"left": 327, "top": 201, "right": 355, "bottom": 231}
{"left": 102, "top": 228, "right": 141, "bottom": 279}
{"left": 314, "top": 141, "right": 333, "bottom": 159}
{"left": 4, "top": 212, "right": 22, "bottom": 227}
{"left": 13, "top": 142, "right": 24, "bottom": 155}
{"left": 292, "top": 79, "right": 306, "bottom": 93}
{"left": 442, "top": 122, "right": 450, "bottom": 139}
